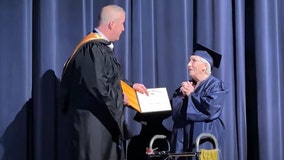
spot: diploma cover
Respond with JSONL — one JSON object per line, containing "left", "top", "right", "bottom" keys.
{"left": 120, "top": 80, "right": 172, "bottom": 113}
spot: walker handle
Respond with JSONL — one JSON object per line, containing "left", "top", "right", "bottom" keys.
{"left": 146, "top": 135, "right": 170, "bottom": 155}
{"left": 195, "top": 133, "right": 218, "bottom": 152}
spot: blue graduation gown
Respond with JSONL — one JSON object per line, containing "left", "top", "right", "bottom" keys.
{"left": 171, "top": 75, "right": 228, "bottom": 159}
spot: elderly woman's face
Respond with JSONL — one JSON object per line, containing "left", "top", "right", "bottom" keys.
{"left": 187, "top": 55, "right": 207, "bottom": 78}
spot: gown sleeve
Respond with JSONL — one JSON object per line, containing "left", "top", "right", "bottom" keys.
{"left": 171, "top": 87, "right": 187, "bottom": 125}
{"left": 79, "top": 43, "right": 122, "bottom": 107}
{"left": 78, "top": 42, "right": 125, "bottom": 136}
{"left": 186, "top": 79, "right": 228, "bottom": 121}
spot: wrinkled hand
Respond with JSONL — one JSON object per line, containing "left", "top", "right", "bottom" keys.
{"left": 180, "top": 81, "right": 195, "bottom": 97}
{"left": 133, "top": 83, "right": 149, "bottom": 96}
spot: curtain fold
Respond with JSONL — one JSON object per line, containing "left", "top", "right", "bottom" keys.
{"left": 233, "top": 1, "right": 247, "bottom": 160}
{"left": 254, "top": 0, "right": 284, "bottom": 160}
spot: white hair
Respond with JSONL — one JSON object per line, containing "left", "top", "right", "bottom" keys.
{"left": 200, "top": 57, "right": 212, "bottom": 74}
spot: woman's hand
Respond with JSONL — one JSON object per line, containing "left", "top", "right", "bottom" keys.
{"left": 180, "top": 81, "right": 195, "bottom": 97}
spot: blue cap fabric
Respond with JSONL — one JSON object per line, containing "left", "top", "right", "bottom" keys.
{"left": 193, "top": 43, "right": 222, "bottom": 68}
{"left": 193, "top": 50, "right": 214, "bottom": 67}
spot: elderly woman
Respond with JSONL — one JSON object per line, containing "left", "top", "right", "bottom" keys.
{"left": 170, "top": 44, "right": 229, "bottom": 160}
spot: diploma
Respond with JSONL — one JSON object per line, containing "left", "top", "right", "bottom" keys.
{"left": 120, "top": 80, "right": 172, "bottom": 113}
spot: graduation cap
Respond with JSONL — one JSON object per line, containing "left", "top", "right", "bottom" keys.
{"left": 193, "top": 43, "right": 222, "bottom": 68}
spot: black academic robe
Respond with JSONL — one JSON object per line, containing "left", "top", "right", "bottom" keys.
{"left": 59, "top": 37, "right": 130, "bottom": 160}
{"left": 171, "top": 75, "right": 229, "bottom": 160}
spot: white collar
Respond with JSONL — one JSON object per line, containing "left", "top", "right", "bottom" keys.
{"left": 107, "top": 43, "right": 114, "bottom": 50}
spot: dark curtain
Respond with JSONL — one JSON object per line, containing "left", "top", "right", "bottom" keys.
{"left": 0, "top": 0, "right": 283, "bottom": 160}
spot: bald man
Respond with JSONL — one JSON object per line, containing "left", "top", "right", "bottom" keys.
{"left": 59, "top": 5, "right": 147, "bottom": 160}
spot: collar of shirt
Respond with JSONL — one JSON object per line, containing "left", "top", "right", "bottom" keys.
{"left": 94, "top": 28, "right": 114, "bottom": 50}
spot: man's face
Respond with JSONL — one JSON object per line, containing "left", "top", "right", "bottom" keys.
{"left": 109, "top": 12, "right": 125, "bottom": 41}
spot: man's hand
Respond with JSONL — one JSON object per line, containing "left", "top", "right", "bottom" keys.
{"left": 133, "top": 83, "right": 149, "bottom": 96}
{"left": 123, "top": 93, "right": 129, "bottom": 105}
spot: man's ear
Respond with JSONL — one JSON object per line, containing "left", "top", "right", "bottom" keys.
{"left": 108, "top": 21, "right": 114, "bottom": 30}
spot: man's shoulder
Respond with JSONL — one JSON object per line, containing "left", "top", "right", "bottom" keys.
{"left": 82, "top": 32, "right": 109, "bottom": 45}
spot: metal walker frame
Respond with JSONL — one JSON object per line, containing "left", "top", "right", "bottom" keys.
{"left": 146, "top": 133, "right": 219, "bottom": 160}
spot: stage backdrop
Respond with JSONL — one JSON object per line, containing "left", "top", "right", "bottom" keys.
{"left": 0, "top": 0, "right": 284, "bottom": 160}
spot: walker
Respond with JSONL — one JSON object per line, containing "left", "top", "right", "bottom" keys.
{"left": 146, "top": 133, "right": 219, "bottom": 160}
